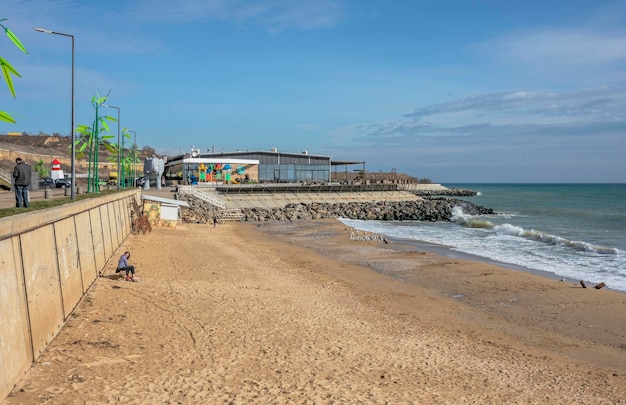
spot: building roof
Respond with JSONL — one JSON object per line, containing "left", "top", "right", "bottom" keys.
{"left": 166, "top": 149, "right": 363, "bottom": 168}
{"left": 331, "top": 160, "right": 365, "bottom": 166}
{"left": 165, "top": 157, "right": 259, "bottom": 167}
{"left": 142, "top": 194, "right": 190, "bottom": 207}
{"left": 168, "top": 149, "right": 333, "bottom": 161}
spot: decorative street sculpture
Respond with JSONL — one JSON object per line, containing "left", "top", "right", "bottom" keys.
{"left": 143, "top": 155, "right": 165, "bottom": 190}
{"left": 1, "top": 19, "right": 28, "bottom": 123}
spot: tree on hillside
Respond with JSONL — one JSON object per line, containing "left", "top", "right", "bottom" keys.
{"left": 142, "top": 145, "right": 156, "bottom": 157}
{"left": 0, "top": 19, "right": 28, "bottom": 123}
{"left": 34, "top": 159, "right": 50, "bottom": 178}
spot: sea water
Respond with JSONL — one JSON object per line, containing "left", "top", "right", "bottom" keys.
{"left": 340, "top": 184, "right": 626, "bottom": 292}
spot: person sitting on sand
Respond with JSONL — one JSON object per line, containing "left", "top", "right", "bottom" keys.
{"left": 116, "top": 251, "right": 136, "bottom": 281}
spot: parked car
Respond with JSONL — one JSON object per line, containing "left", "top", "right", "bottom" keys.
{"left": 134, "top": 177, "right": 146, "bottom": 188}
{"left": 54, "top": 178, "right": 71, "bottom": 188}
{"left": 39, "top": 178, "right": 54, "bottom": 188}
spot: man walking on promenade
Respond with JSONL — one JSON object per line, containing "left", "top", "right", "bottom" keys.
{"left": 13, "top": 157, "right": 32, "bottom": 208}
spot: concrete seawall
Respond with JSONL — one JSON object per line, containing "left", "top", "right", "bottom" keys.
{"left": 0, "top": 189, "right": 141, "bottom": 401}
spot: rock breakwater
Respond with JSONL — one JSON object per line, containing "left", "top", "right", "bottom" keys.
{"left": 180, "top": 195, "right": 494, "bottom": 224}
{"left": 411, "top": 188, "right": 477, "bottom": 197}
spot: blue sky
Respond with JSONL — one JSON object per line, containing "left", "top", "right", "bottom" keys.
{"left": 1, "top": 0, "right": 625, "bottom": 183}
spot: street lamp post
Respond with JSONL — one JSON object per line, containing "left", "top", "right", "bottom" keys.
{"left": 103, "top": 104, "right": 121, "bottom": 190}
{"left": 121, "top": 129, "right": 125, "bottom": 187}
{"left": 34, "top": 27, "right": 75, "bottom": 199}
{"left": 128, "top": 130, "right": 137, "bottom": 185}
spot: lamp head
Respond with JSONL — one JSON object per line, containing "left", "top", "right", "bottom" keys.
{"left": 34, "top": 27, "right": 53, "bottom": 34}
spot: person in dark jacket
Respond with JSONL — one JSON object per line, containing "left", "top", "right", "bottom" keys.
{"left": 12, "top": 157, "right": 32, "bottom": 208}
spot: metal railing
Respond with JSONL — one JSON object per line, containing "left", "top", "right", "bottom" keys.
{"left": 0, "top": 167, "right": 12, "bottom": 188}
{"left": 218, "top": 209, "right": 245, "bottom": 222}
{"left": 177, "top": 185, "right": 226, "bottom": 209}
{"left": 397, "top": 183, "right": 448, "bottom": 192}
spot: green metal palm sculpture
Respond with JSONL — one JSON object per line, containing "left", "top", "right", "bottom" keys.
{"left": 75, "top": 92, "right": 117, "bottom": 192}
{"left": 103, "top": 126, "right": 134, "bottom": 187}
{"left": 0, "top": 19, "right": 28, "bottom": 123}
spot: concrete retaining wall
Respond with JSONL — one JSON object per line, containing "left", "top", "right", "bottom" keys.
{"left": 0, "top": 189, "right": 141, "bottom": 401}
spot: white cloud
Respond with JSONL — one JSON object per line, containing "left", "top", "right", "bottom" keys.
{"left": 324, "top": 85, "right": 626, "bottom": 180}
{"left": 403, "top": 87, "right": 626, "bottom": 124}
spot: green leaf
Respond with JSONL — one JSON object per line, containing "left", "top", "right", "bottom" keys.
{"left": 1, "top": 62, "right": 17, "bottom": 98}
{"left": 79, "top": 143, "right": 88, "bottom": 152}
{"left": 100, "top": 121, "right": 110, "bottom": 132}
{"left": 0, "top": 57, "right": 21, "bottom": 77}
{"left": 104, "top": 115, "right": 117, "bottom": 122}
{"left": 0, "top": 110, "right": 16, "bottom": 123}
{"left": 76, "top": 126, "right": 91, "bottom": 135}
{"left": 5, "top": 27, "right": 28, "bottom": 54}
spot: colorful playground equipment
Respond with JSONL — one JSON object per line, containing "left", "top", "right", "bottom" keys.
{"left": 190, "top": 162, "right": 245, "bottom": 184}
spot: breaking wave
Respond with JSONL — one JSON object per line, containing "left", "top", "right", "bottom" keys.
{"left": 450, "top": 206, "right": 619, "bottom": 255}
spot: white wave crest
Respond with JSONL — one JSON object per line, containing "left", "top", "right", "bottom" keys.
{"left": 451, "top": 206, "right": 494, "bottom": 229}
{"left": 492, "top": 224, "right": 618, "bottom": 255}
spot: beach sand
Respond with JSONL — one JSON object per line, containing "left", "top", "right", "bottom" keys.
{"left": 4, "top": 219, "right": 626, "bottom": 404}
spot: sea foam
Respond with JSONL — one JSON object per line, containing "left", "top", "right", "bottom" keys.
{"left": 451, "top": 206, "right": 619, "bottom": 255}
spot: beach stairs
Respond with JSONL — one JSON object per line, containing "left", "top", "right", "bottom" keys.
{"left": 0, "top": 167, "right": 12, "bottom": 189}
{"left": 178, "top": 185, "right": 245, "bottom": 222}
{"left": 178, "top": 185, "right": 226, "bottom": 209}
{"left": 218, "top": 209, "right": 245, "bottom": 222}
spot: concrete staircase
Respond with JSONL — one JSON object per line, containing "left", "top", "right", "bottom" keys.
{"left": 218, "top": 209, "right": 245, "bottom": 222}
{"left": 177, "top": 185, "right": 226, "bottom": 209}
{"left": 0, "top": 167, "right": 12, "bottom": 189}
{"left": 178, "top": 185, "right": 246, "bottom": 222}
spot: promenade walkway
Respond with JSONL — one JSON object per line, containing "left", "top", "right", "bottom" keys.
{"left": 0, "top": 188, "right": 71, "bottom": 209}
{"left": 0, "top": 183, "right": 439, "bottom": 212}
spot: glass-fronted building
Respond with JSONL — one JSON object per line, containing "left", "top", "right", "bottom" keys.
{"left": 165, "top": 149, "right": 332, "bottom": 184}
{"left": 253, "top": 150, "right": 331, "bottom": 183}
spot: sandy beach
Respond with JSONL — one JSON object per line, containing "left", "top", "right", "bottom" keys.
{"left": 4, "top": 219, "right": 626, "bottom": 404}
